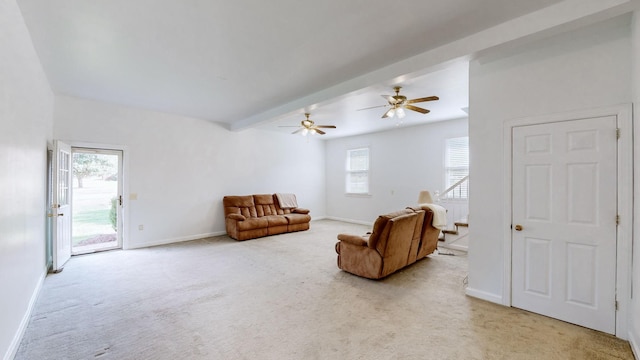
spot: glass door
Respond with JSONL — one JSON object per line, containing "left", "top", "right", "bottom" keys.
{"left": 71, "top": 148, "right": 123, "bottom": 255}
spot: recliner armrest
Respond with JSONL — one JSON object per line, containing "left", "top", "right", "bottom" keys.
{"left": 337, "top": 234, "right": 367, "bottom": 247}
{"left": 227, "top": 213, "right": 246, "bottom": 221}
{"left": 292, "top": 208, "right": 310, "bottom": 214}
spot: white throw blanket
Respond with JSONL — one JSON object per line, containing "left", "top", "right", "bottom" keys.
{"left": 276, "top": 193, "right": 298, "bottom": 208}
{"left": 418, "top": 203, "right": 447, "bottom": 229}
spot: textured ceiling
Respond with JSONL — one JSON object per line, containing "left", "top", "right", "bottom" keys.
{"left": 18, "top": 0, "right": 565, "bottom": 135}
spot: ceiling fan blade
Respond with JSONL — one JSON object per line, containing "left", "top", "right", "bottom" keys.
{"left": 405, "top": 105, "right": 430, "bottom": 114}
{"left": 382, "top": 108, "right": 395, "bottom": 118}
{"left": 315, "top": 125, "right": 336, "bottom": 129}
{"left": 356, "top": 104, "right": 388, "bottom": 111}
{"left": 291, "top": 128, "right": 304, "bottom": 134}
{"left": 381, "top": 95, "right": 398, "bottom": 104}
{"left": 314, "top": 128, "right": 326, "bottom": 135}
{"left": 406, "top": 96, "right": 439, "bottom": 104}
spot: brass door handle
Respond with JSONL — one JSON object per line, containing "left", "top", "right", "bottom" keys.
{"left": 514, "top": 224, "right": 523, "bottom": 231}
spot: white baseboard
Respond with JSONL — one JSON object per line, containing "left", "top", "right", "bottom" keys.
{"left": 465, "top": 287, "right": 504, "bottom": 305}
{"left": 127, "top": 218, "right": 367, "bottom": 249}
{"left": 126, "top": 231, "right": 227, "bottom": 249}
{"left": 324, "top": 216, "right": 374, "bottom": 227}
{"left": 629, "top": 325, "right": 639, "bottom": 360}
{"left": 4, "top": 268, "right": 46, "bottom": 360}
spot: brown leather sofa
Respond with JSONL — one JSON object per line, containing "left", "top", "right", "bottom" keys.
{"left": 335, "top": 206, "right": 440, "bottom": 279}
{"left": 223, "top": 194, "right": 311, "bottom": 241}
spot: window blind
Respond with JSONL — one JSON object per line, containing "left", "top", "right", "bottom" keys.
{"left": 346, "top": 147, "right": 369, "bottom": 194}
{"left": 445, "top": 137, "right": 469, "bottom": 198}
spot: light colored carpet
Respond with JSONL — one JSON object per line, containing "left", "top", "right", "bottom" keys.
{"left": 16, "top": 220, "right": 633, "bottom": 360}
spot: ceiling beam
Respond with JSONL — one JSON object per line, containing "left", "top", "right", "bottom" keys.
{"left": 230, "top": 0, "right": 637, "bottom": 132}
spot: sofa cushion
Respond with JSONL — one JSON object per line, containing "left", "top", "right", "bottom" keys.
{"left": 223, "top": 195, "right": 254, "bottom": 208}
{"left": 367, "top": 209, "right": 413, "bottom": 250}
{"left": 254, "top": 194, "right": 279, "bottom": 217}
{"left": 406, "top": 209, "right": 426, "bottom": 264}
{"left": 236, "top": 217, "right": 269, "bottom": 231}
{"left": 377, "top": 212, "right": 420, "bottom": 277}
{"left": 284, "top": 213, "right": 311, "bottom": 225}
{"left": 414, "top": 208, "right": 440, "bottom": 259}
{"left": 264, "top": 215, "right": 288, "bottom": 227}
{"left": 223, "top": 195, "right": 258, "bottom": 218}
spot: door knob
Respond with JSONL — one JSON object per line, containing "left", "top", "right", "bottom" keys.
{"left": 514, "top": 224, "right": 523, "bottom": 231}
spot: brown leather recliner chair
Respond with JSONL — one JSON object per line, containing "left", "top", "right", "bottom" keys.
{"left": 335, "top": 207, "right": 440, "bottom": 279}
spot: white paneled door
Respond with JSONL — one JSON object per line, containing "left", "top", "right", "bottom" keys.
{"left": 52, "top": 140, "right": 72, "bottom": 272}
{"left": 511, "top": 116, "right": 617, "bottom": 334}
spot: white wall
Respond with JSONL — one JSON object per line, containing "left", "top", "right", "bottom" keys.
{"left": 54, "top": 95, "right": 326, "bottom": 248}
{"left": 468, "top": 15, "right": 631, "bottom": 301}
{"left": 630, "top": 10, "right": 640, "bottom": 358}
{"left": 0, "top": 0, "right": 54, "bottom": 359}
{"left": 325, "top": 118, "right": 468, "bottom": 224}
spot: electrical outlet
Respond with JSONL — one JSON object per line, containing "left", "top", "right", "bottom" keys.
{"left": 138, "top": 224, "right": 144, "bottom": 231}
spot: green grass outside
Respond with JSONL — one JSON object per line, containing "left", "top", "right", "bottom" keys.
{"left": 72, "top": 208, "right": 113, "bottom": 244}
{"left": 74, "top": 208, "right": 111, "bottom": 225}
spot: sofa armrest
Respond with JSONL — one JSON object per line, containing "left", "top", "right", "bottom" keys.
{"left": 335, "top": 241, "right": 383, "bottom": 279}
{"left": 293, "top": 208, "right": 310, "bottom": 214}
{"left": 337, "top": 233, "right": 367, "bottom": 247}
{"left": 227, "top": 213, "right": 246, "bottom": 221}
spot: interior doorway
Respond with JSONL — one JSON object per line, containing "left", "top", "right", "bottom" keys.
{"left": 71, "top": 147, "right": 123, "bottom": 255}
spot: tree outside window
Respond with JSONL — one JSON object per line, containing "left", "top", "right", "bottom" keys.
{"left": 72, "top": 153, "right": 111, "bottom": 188}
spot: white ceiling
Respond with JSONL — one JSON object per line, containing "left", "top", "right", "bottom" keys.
{"left": 17, "top": 0, "right": 566, "bottom": 138}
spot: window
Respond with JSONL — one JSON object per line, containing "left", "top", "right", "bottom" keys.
{"left": 445, "top": 137, "right": 469, "bottom": 199}
{"left": 346, "top": 147, "right": 369, "bottom": 194}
